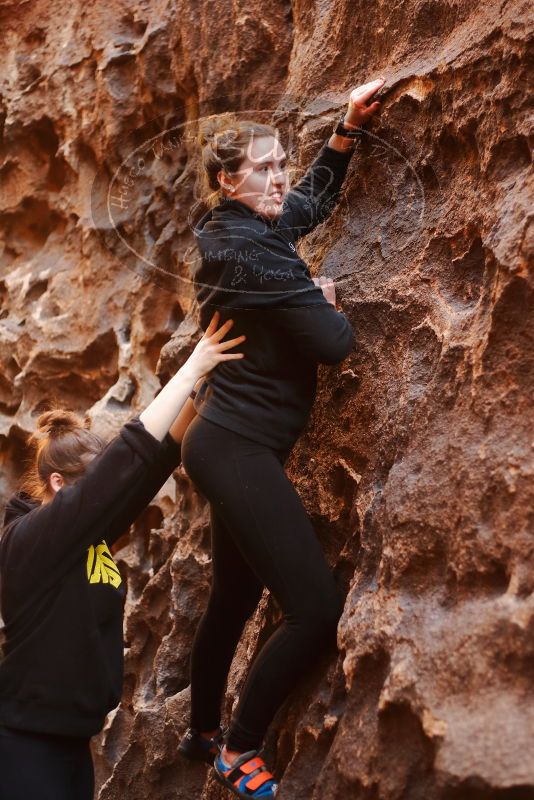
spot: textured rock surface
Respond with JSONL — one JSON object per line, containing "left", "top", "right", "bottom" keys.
{"left": 1, "top": 1, "right": 533, "bottom": 798}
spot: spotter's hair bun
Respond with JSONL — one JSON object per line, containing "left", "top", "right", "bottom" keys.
{"left": 35, "top": 409, "right": 85, "bottom": 439}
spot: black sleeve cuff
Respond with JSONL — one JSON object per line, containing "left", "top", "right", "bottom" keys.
{"left": 120, "top": 416, "right": 180, "bottom": 467}
{"left": 162, "top": 431, "right": 182, "bottom": 467}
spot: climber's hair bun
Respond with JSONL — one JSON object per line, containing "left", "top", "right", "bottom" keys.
{"left": 197, "top": 113, "right": 240, "bottom": 150}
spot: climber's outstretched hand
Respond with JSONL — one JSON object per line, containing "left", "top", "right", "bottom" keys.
{"left": 345, "top": 78, "right": 386, "bottom": 127}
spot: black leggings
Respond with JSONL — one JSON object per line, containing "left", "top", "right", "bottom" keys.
{"left": 0, "top": 725, "right": 94, "bottom": 800}
{"left": 181, "top": 415, "right": 343, "bottom": 752}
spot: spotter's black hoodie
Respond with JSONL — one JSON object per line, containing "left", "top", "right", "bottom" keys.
{"left": 0, "top": 417, "right": 181, "bottom": 738}
{"left": 191, "top": 137, "right": 356, "bottom": 451}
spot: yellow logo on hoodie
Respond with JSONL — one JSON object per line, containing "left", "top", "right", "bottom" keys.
{"left": 86, "top": 541, "right": 122, "bottom": 588}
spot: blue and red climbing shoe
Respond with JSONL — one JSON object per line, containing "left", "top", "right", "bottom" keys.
{"left": 214, "top": 749, "right": 278, "bottom": 798}
{"left": 178, "top": 725, "right": 226, "bottom": 765}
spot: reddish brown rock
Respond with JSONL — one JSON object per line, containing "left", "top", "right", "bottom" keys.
{"left": 1, "top": 0, "right": 533, "bottom": 798}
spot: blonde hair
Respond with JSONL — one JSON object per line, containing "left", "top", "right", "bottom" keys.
{"left": 19, "top": 409, "right": 105, "bottom": 501}
{"left": 197, "top": 113, "right": 279, "bottom": 208}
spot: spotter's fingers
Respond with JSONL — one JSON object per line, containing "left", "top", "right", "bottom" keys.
{"left": 218, "top": 352, "right": 246, "bottom": 361}
{"left": 217, "top": 334, "right": 246, "bottom": 351}
{"left": 210, "top": 317, "right": 235, "bottom": 342}
{"left": 204, "top": 310, "right": 221, "bottom": 336}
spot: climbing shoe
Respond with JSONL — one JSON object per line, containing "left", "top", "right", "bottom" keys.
{"left": 177, "top": 725, "right": 226, "bottom": 764}
{"left": 214, "top": 748, "right": 278, "bottom": 798}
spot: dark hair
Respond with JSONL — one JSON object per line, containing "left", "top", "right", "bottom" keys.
{"left": 19, "top": 409, "right": 105, "bottom": 502}
{"left": 197, "top": 113, "right": 279, "bottom": 208}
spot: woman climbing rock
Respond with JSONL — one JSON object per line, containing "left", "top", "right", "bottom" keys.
{"left": 0, "top": 312, "right": 245, "bottom": 800}
{"left": 178, "top": 78, "right": 384, "bottom": 798}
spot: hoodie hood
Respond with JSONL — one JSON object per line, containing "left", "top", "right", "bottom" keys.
{"left": 2, "top": 491, "right": 40, "bottom": 530}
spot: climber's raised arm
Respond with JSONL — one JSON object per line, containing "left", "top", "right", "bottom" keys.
{"left": 282, "top": 77, "right": 385, "bottom": 238}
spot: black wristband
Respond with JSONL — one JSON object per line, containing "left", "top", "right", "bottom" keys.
{"left": 333, "top": 113, "right": 362, "bottom": 139}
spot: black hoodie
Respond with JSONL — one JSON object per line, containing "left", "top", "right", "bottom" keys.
{"left": 191, "top": 138, "right": 356, "bottom": 450}
{"left": 0, "top": 416, "right": 181, "bottom": 737}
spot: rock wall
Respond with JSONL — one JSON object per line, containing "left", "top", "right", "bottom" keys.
{"left": 1, "top": 1, "right": 533, "bottom": 798}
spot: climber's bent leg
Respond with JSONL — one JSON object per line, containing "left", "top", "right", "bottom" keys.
{"left": 189, "top": 504, "right": 264, "bottom": 731}
{"left": 181, "top": 415, "right": 343, "bottom": 753}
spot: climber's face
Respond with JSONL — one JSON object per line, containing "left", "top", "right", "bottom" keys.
{"left": 218, "top": 135, "right": 289, "bottom": 220}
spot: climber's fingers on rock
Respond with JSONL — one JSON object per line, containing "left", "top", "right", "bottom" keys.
{"left": 349, "top": 78, "right": 385, "bottom": 108}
